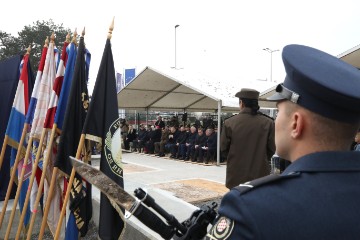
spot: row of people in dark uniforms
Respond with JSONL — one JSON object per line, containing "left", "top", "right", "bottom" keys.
{"left": 124, "top": 123, "right": 217, "bottom": 164}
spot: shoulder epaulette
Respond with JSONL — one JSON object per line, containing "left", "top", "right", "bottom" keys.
{"left": 234, "top": 172, "right": 300, "bottom": 194}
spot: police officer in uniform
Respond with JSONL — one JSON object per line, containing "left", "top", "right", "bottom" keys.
{"left": 221, "top": 88, "right": 275, "bottom": 189}
{"left": 207, "top": 44, "right": 360, "bottom": 239}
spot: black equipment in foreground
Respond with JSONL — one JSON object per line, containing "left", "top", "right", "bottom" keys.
{"left": 70, "top": 157, "right": 218, "bottom": 239}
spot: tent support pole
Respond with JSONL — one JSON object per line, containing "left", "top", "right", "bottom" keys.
{"left": 217, "top": 100, "right": 222, "bottom": 166}
{"left": 146, "top": 108, "right": 149, "bottom": 126}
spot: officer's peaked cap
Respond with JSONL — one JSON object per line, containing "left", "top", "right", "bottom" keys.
{"left": 268, "top": 44, "right": 360, "bottom": 123}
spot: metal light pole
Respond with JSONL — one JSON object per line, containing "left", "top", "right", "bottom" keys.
{"left": 175, "top": 25, "right": 180, "bottom": 68}
{"left": 263, "top": 48, "right": 279, "bottom": 82}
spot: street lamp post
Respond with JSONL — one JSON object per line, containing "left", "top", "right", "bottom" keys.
{"left": 174, "top": 25, "right": 180, "bottom": 69}
{"left": 263, "top": 48, "right": 279, "bottom": 82}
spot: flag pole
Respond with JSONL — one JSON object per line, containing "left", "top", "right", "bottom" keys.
{"left": 5, "top": 136, "right": 33, "bottom": 239}
{"left": 50, "top": 26, "right": 87, "bottom": 240}
{"left": 14, "top": 135, "right": 42, "bottom": 239}
{"left": 21, "top": 128, "right": 46, "bottom": 239}
{"left": 25, "top": 32, "right": 57, "bottom": 239}
{"left": 0, "top": 135, "right": 9, "bottom": 171}
{"left": 53, "top": 20, "right": 114, "bottom": 239}
{"left": 14, "top": 35, "right": 55, "bottom": 239}
{"left": 0, "top": 123, "right": 29, "bottom": 229}
{"left": 37, "top": 30, "right": 77, "bottom": 240}
{"left": 36, "top": 124, "right": 62, "bottom": 239}
{"left": 53, "top": 133, "right": 86, "bottom": 240}
{"left": 0, "top": 46, "right": 32, "bottom": 230}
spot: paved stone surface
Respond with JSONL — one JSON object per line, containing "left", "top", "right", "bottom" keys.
{"left": 4, "top": 151, "right": 228, "bottom": 239}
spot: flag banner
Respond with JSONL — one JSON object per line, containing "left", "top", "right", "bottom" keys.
{"left": 17, "top": 154, "right": 32, "bottom": 180}
{"left": 83, "top": 38, "right": 125, "bottom": 239}
{"left": 29, "top": 140, "right": 43, "bottom": 212}
{"left": 124, "top": 68, "right": 135, "bottom": 85}
{"left": 25, "top": 46, "right": 48, "bottom": 125}
{"left": 54, "top": 46, "right": 60, "bottom": 72}
{"left": 116, "top": 72, "right": 123, "bottom": 92}
{"left": 43, "top": 38, "right": 70, "bottom": 238}
{"left": 0, "top": 55, "right": 23, "bottom": 200}
{"left": 54, "top": 42, "right": 77, "bottom": 131}
{"left": 54, "top": 35, "right": 92, "bottom": 237}
{"left": 6, "top": 53, "right": 34, "bottom": 229}
{"left": 44, "top": 40, "right": 69, "bottom": 129}
{"left": 43, "top": 136, "right": 65, "bottom": 238}
{"left": 5, "top": 54, "right": 34, "bottom": 148}
{"left": 85, "top": 48, "right": 91, "bottom": 83}
{"left": 30, "top": 39, "right": 56, "bottom": 140}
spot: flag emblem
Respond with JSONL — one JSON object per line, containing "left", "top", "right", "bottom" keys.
{"left": 207, "top": 216, "right": 234, "bottom": 240}
{"left": 104, "top": 118, "right": 123, "bottom": 177}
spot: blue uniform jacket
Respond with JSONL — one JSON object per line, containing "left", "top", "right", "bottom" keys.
{"left": 207, "top": 151, "right": 360, "bottom": 240}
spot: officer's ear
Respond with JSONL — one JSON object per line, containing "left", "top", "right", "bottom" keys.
{"left": 290, "top": 111, "right": 305, "bottom": 139}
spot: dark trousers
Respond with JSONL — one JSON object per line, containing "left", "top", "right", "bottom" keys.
{"left": 165, "top": 143, "right": 176, "bottom": 155}
{"left": 178, "top": 144, "right": 187, "bottom": 158}
{"left": 145, "top": 140, "right": 156, "bottom": 154}
{"left": 198, "top": 147, "right": 216, "bottom": 162}
{"left": 185, "top": 144, "right": 194, "bottom": 158}
{"left": 133, "top": 140, "right": 145, "bottom": 151}
{"left": 193, "top": 146, "right": 201, "bottom": 161}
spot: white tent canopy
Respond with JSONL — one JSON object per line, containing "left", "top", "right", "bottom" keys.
{"left": 117, "top": 66, "right": 276, "bottom": 112}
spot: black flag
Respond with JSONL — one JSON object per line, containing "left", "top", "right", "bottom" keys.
{"left": 82, "top": 38, "right": 125, "bottom": 239}
{"left": 55, "top": 35, "right": 92, "bottom": 236}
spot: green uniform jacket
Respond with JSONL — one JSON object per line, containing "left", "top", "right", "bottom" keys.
{"left": 221, "top": 108, "right": 275, "bottom": 189}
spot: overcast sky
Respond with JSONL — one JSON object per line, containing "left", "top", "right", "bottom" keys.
{"left": 2, "top": 0, "right": 360, "bottom": 94}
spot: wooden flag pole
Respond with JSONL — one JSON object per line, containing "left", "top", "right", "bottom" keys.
{"left": 34, "top": 124, "right": 60, "bottom": 240}
{"left": 51, "top": 134, "right": 85, "bottom": 240}
{"left": 25, "top": 127, "right": 54, "bottom": 239}
{"left": 13, "top": 36, "right": 52, "bottom": 239}
{"left": 0, "top": 122, "right": 29, "bottom": 229}
{"left": 0, "top": 135, "right": 9, "bottom": 171}
{"left": 15, "top": 127, "right": 50, "bottom": 239}
{"left": 37, "top": 30, "right": 78, "bottom": 240}
{"left": 4, "top": 136, "right": 33, "bottom": 239}
{"left": 38, "top": 166, "right": 59, "bottom": 239}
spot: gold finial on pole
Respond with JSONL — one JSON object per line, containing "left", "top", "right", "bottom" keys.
{"left": 72, "top": 28, "right": 78, "bottom": 45}
{"left": 107, "top": 17, "right": 115, "bottom": 39}
{"left": 44, "top": 36, "right": 49, "bottom": 47}
{"left": 50, "top": 32, "right": 55, "bottom": 43}
{"left": 26, "top": 45, "right": 31, "bottom": 55}
{"left": 65, "top": 32, "right": 71, "bottom": 43}
{"left": 82, "top": 27, "right": 85, "bottom": 37}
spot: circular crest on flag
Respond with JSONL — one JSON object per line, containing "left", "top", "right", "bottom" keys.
{"left": 207, "top": 216, "right": 234, "bottom": 240}
{"left": 104, "top": 118, "right": 123, "bottom": 177}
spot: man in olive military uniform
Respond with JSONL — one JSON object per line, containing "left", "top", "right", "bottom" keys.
{"left": 221, "top": 88, "right": 275, "bottom": 189}
{"left": 207, "top": 44, "right": 360, "bottom": 239}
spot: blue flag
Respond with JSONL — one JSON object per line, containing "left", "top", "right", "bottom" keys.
{"left": 54, "top": 42, "right": 77, "bottom": 130}
{"left": 124, "top": 68, "right": 135, "bottom": 85}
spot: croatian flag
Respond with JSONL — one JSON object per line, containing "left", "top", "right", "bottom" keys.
{"left": 6, "top": 54, "right": 32, "bottom": 148}
{"left": 5, "top": 52, "right": 34, "bottom": 229}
